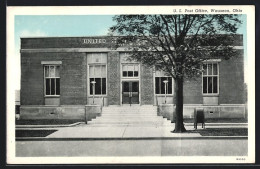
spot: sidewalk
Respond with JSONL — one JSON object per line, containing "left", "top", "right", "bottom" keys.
{"left": 16, "top": 122, "right": 248, "bottom": 140}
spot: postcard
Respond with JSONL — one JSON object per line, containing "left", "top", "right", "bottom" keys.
{"left": 6, "top": 5, "right": 255, "bottom": 164}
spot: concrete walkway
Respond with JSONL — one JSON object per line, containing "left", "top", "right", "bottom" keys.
{"left": 46, "top": 124, "right": 199, "bottom": 138}
{"left": 16, "top": 122, "right": 248, "bottom": 139}
{"left": 28, "top": 122, "right": 246, "bottom": 139}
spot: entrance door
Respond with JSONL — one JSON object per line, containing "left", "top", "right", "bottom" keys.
{"left": 122, "top": 81, "right": 139, "bottom": 104}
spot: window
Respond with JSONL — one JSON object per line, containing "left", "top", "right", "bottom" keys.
{"left": 202, "top": 63, "right": 219, "bottom": 94}
{"left": 154, "top": 69, "right": 173, "bottom": 95}
{"left": 155, "top": 77, "right": 173, "bottom": 94}
{"left": 87, "top": 53, "right": 107, "bottom": 96}
{"left": 122, "top": 64, "right": 139, "bottom": 77}
{"left": 44, "top": 65, "right": 60, "bottom": 96}
{"left": 89, "top": 65, "right": 106, "bottom": 95}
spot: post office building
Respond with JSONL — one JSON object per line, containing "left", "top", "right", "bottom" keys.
{"left": 19, "top": 36, "right": 246, "bottom": 120}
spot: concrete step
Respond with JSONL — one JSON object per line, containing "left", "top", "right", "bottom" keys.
{"left": 91, "top": 117, "right": 168, "bottom": 122}
{"left": 101, "top": 114, "right": 158, "bottom": 117}
{"left": 102, "top": 108, "right": 157, "bottom": 111}
{"left": 101, "top": 114, "right": 157, "bottom": 116}
{"left": 98, "top": 114, "right": 158, "bottom": 116}
{"left": 102, "top": 113, "right": 157, "bottom": 115}
{"left": 93, "top": 117, "right": 164, "bottom": 120}
{"left": 102, "top": 111, "right": 157, "bottom": 113}
{"left": 93, "top": 115, "right": 166, "bottom": 119}
{"left": 100, "top": 116, "right": 158, "bottom": 119}
{"left": 103, "top": 109, "right": 157, "bottom": 111}
{"left": 88, "top": 106, "right": 165, "bottom": 126}
{"left": 102, "top": 110, "right": 157, "bottom": 113}
{"left": 92, "top": 119, "right": 167, "bottom": 122}
{"left": 87, "top": 121, "right": 171, "bottom": 125}
{"left": 92, "top": 120, "right": 170, "bottom": 123}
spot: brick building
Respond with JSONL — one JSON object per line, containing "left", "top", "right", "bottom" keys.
{"left": 20, "top": 35, "right": 246, "bottom": 120}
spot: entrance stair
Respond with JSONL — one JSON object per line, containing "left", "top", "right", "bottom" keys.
{"left": 87, "top": 105, "right": 172, "bottom": 126}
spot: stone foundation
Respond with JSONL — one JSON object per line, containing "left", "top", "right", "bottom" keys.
{"left": 85, "top": 105, "right": 102, "bottom": 123}
{"left": 20, "top": 104, "right": 246, "bottom": 122}
{"left": 20, "top": 105, "right": 86, "bottom": 120}
{"left": 158, "top": 104, "right": 246, "bottom": 120}
{"left": 157, "top": 104, "right": 175, "bottom": 122}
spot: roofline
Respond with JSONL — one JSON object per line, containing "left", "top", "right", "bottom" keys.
{"left": 20, "top": 34, "right": 243, "bottom": 39}
{"left": 20, "top": 35, "right": 112, "bottom": 39}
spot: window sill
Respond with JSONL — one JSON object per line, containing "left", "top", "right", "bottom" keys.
{"left": 121, "top": 77, "right": 139, "bottom": 79}
{"left": 88, "top": 95, "right": 107, "bottom": 97}
{"left": 44, "top": 95, "right": 60, "bottom": 98}
{"left": 155, "top": 94, "right": 174, "bottom": 96}
{"left": 203, "top": 103, "right": 219, "bottom": 106}
{"left": 44, "top": 104, "right": 60, "bottom": 106}
{"left": 202, "top": 94, "right": 219, "bottom": 97}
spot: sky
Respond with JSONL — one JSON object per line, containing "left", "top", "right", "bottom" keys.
{"left": 14, "top": 15, "right": 247, "bottom": 90}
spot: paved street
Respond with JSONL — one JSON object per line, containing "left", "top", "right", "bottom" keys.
{"left": 16, "top": 138, "right": 247, "bottom": 156}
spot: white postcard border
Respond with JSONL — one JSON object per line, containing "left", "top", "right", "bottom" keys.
{"left": 6, "top": 5, "right": 255, "bottom": 164}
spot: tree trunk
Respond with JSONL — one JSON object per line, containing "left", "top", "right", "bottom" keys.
{"left": 172, "top": 77, "right": 186, "bottom": 133}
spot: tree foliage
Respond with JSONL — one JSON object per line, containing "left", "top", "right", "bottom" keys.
{"left": 109, "top": 14, "right": 242, "bottom": 132}
{"left": 110, "top": 15, "right": 242, "bottom": 79}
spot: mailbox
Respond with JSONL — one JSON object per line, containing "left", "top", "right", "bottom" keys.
{"left": 194, "top": 108, "right": 205, "bottom": 129}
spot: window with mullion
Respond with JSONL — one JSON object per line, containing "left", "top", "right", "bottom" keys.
{"left": 44, "top": 65, "right": 60, "bottom": 96}
{"left": 89, "top": 64, "right": 106, "bottom": 95}
{"left": 155, "top": 76, "right": 173, "bottom": 94}
{"left": 122, "top": 64, "right": 139, "bottom": 77}
{"left": 202, "top": 63, "right": 218, "bottom": 94}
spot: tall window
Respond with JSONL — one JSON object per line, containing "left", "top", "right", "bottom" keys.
{"left": 87, "top": 53, "right": 107, "bottom": 96}
{"left": 44, "top": 65, "right": 60, "bottom": 96}
{"left": 155, "top": 77, "right": 173, "bottom": 94}
{"left": 202, "top": 63, "right": 219, "bottom": 94}
{"left": 122, "top": 64, "right": 139, "bottom": 77}
{"left": 89, "top": 65, "right": 106, "bottom": 95}
{"left": 155, "top": 69, "right": 173, "bottom": 95}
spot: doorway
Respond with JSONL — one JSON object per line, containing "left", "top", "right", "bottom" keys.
{"left": 122, "top": 81, "right": 139, "bottom": 105}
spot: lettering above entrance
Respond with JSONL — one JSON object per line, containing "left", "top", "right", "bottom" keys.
{"left": 83, "top": 39, "right": 107, "bottom": 44}
{"left": 82, "top": 38, "right": 117, "bottom": 44}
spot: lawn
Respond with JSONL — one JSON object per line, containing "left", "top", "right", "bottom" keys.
{"left": 190, "top": 128, "right": 248, "bottom": 136}
{"left": 16, "top": 130, "right": 57, "bottom": 137}
{"left": 16, "top": 119, "right": 83, "bottom": 125}
{"left": 183, "top": 118, "right": 247, "bottom": 123}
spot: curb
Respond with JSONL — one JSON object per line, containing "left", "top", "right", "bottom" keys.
{"left": 15, "top": 122, "right": 85, "bottom": 128}
{"left": 15, "top": 122, "right": 248, "bottom": 128}
{"left": 185, "top": 123, "right": 248, "bottom": 126}
{"left": 16, "top": 136, "right": 248, "bottom": 141}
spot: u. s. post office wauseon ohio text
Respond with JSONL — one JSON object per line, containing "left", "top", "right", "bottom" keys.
{"left": 19, "top": 35, "right": 246, "bottom": 121}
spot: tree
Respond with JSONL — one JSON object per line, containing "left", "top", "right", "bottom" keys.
{"left": 110, "top": 15, "right": 242, "bottom": 132}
